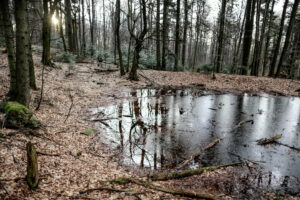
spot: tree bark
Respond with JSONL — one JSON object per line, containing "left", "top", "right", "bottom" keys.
{"left": 181, "top": 0, "right": 188, "bottom": 68}
{"left": 161, "top": 0, "right": 169, "bottom": 70}
{"left": 81, "top": 0, "right": 86, "bottom": 55}
{"left": 14, "top": 0, "right": 31, "bottom": 107}
{"left": 174, "top": 0, "right": 180, "bottom": 71}
{"left": 215, "top": 0, "right": 227, "bottom": 73}
{"left": 156, "top": 0, "right": 161, "bottom": 70}
{"left": 0, "top": 0, "right": 17, "bottom": 98}
{"left": 268, "top": 0, "right": 288, "bottom": 76}
{"left": 275, "top": 0, "right": 300, "bottom": 77}
{"left": 116, "top": 0, "right": 125, "bottom": 75}
{"left": 26, "top": 142, "right": 39, "bottom": 189}
{"left": 241, "top": 0, "right": 255, "bottom": 75}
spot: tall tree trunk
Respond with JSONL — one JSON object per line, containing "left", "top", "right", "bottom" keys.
{"left": 116, "top": 0, "right": 125, "bottom": 75}
{"left": 91, "top": 0, "right": 95, "bottom": 55}
{"left": 241, "top": 0, "right": 255, "bottom": 75}
{"left": 58, "top": 3, "right": 67, "bottom": 52}
{"left": 181, "top": 0, "right": 188, "bottom": 68}
{"left": 214, "top": 0, "right": 227, "bottom": 73}
{"left": 275, "top": 0, "right": 300, "bottom": 77}
{"left": 14, "top": 0, "right": 31, "bottom": 107}
{"left": 268, "top": 0, "right": 288, "bottom": 76}
{"left": 262, "top": 0, "right": 276, "bottom": 75}
{"left": 129, "top": 0, "right": 148, "bottom": 81}
{"left": 0, "top": 0, "right": 17, "bottom": 98}
{"left": 156, "top": 0, "right": 161, "bottom": 70}
{"left": 42, "top": 0, "right": 51, "bottom": 65}
{"left": 65, "top": 0, "right": 74, "bottom": 52}
{"left": 174, "top": 0, "right": 180, "bottom": 71}
{"left": 161, "top": 0, "right": 169, "bottom": 70}
{"left": 82, "top": 0, "right": 86, "bottom": 55}
{"left": 250, "top": 0, "right": 262, "bottom": 76}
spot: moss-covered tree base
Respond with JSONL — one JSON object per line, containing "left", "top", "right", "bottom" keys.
{"left": 4, "top": 102, "right": 41, "bottom": 129}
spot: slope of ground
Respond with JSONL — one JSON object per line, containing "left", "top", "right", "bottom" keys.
{"left": 0, "top": 49, "right": 299, "bottom": 200}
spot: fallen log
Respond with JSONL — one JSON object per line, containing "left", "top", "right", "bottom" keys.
{"left": 110, "top": 177, "right": 218, "bottom": 200}
{"left": 26, "top": 142, "right": 39, "bottom": 189}
{"left": 177, "top": 138, "right": 221, "bottom": 169}
{"left": 151, "top": 162, "right": 241, "bottom": 181}
{"left": 79, "top": 186, "right": 144, "bottom": 199}
{"left": 257, "top": 134, "right": 282, "bottom": 145}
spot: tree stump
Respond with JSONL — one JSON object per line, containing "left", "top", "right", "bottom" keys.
{"left": 26, "top": 142, "right": 39, "bottom": 189}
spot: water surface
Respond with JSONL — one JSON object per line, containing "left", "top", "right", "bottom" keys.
{"left": 91, "top": 88, "right": 300, "bottom": 194}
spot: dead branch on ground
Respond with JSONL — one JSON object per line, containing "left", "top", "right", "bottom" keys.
{"left": 110, "top": 177, "right": 218, "bottom": 200}
{"left": 150, "top": 162, "right": 241, "bottom": 181}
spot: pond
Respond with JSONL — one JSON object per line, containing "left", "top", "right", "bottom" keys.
{"left": 90, "top": 88, "right": 300, "bottom": 194}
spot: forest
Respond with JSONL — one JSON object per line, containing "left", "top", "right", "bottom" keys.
{"left": 0, "top": 0, "right": 300, "bottom": 199}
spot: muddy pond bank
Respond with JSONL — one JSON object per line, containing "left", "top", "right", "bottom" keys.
{"left": 90, "top": 87, "right": 300, "bottom": 196}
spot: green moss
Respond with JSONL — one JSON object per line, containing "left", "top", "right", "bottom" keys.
{"left": 4, "top": 102, "right": 41, "bottom": 129}
{"left": 112, "top": 177, "right": 131, "bottom": 184}
{"left": 77, "top": 151, "right": 82, "bottom": 157}
{"left": 80, "top": 128, "right": 95, "bottom": 136}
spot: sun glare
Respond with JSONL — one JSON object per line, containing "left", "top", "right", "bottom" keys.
{"left": 52, "top": 15, "right": 59, "bottom": 25}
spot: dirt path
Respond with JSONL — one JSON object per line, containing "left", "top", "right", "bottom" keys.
{"left": 0, "top": 50, "right": 299, "bottom": 199}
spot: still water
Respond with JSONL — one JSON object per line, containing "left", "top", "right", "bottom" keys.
{"left": 91, "top": 88, "right": 300, "bottom": 193}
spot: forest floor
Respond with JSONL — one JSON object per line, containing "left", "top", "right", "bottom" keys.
{"left": 0, "top": 48, "right": 300, "bottom": 200}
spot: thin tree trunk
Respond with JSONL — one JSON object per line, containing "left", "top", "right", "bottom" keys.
{"left": 116, "top": 0, "right": 124, "bottom": 75}
{"left": 82, "top": 0, "right": 86, "bottom": 55}
{"left": 181, "top": 0, "right": 188, "bottom": 68}
{"left": 174, "top": 0, "right": 180, "bottom": 71}
{"left": 156, "top": 0, "right": 161, "bottom": 70}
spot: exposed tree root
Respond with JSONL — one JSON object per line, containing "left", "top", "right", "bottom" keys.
{"left": 257, "top": 134, "right": 282, "bottom": 145}
{"left": 177, "top": 138, "right": 221, "bottom": 169}
{"left": 110, "top": 177, "right": 218, "bottom": 200}
{"left": 151, "top": 162, "right": 241, "bottom": 181}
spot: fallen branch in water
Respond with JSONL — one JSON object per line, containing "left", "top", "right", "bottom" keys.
{"left": 110, "top": 177, "right": 218, "bottom": 200}
{"left": 150, "top": 162, "right": 241, "bottom": 181}
{"left": 232, "top": 119, "right": 254, "bottom": 131}
{"left": 177, "top": 138, "right": 221, "bottom": 169}
{"left": 257, "top": 134, "right": 282, "bottom": 145}
{"left": 275, "top": 142, "right": 300, "bottom": 151}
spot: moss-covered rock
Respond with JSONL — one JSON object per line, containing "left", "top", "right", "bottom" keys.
{"left": 4, "top": 102, "right": 41, "bottom": 129}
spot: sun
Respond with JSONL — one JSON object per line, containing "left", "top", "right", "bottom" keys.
{"left": 52, "top": 15, "right": 59, "bottom": 25}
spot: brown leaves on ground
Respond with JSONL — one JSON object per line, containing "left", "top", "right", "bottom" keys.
{"left": 0, "top": 48, "right": 299, "bottom": 199}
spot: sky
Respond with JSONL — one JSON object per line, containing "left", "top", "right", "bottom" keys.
{"left": 206, "top": 0, "right": 288, "bottom": 22}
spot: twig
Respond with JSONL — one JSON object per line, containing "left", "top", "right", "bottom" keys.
{"left": 177, "top": 138, "right": 221, "bottom": 169}
{"left": 64, "top": 94, "right": 74, "bottom": 123}
{"left": 275, "top": 141, "right": 300, "bottom": 151}
{"left": 138, "top": 71, "right": 160, "bottom": 86}
{"left": 37, "top": 151, "right": 60, "bottom": 156}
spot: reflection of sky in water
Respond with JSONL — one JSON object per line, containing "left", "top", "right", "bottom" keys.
{"left": 91, "top": 89, "right": 300, "bottom": 193}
